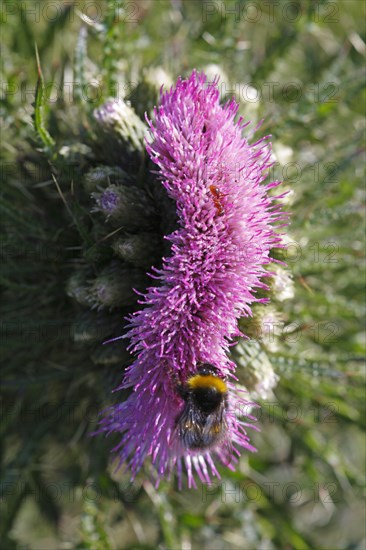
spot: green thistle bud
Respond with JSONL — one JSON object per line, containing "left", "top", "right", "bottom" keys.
{"left": 232, "top": 340, "right": 279, "bottom": 399}
{"left": 83, "top": 165, "right": 133, "bottom": 193}
{"left": 66, "top": 269, "right": 93, "bottom": 307}
{"left": 72, "top": 310, "right": 122, "bottom": 343}
{"left": 127, "top": 67, "right": 173, "bottom": 119}
{"left": 89, "top": 261, "right": 148, "bottom": 309}
{"left": 93, "top": 99, "right": 146, "bottom": 170}
{"left": 58, "top": 142, "right": 93, "bottom": 164}
{"left": 112, "top": 232, "right": 162, "bottom": 268}
{"left": 92, "top": 184, "right": 157, "bottom": 229}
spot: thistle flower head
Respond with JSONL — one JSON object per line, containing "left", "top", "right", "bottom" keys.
{"left": 98, "top": 71, "right": 285, "bottom": 487}
{"left": 97, "top": 186, "right": 119, "bottom": 213}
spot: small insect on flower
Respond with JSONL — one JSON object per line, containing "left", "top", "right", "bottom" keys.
{"left": 175, "top": 364, "right": 233, "bottom": 466}
{"left": 209, "top": 184, "right": 225, "bottom": 215}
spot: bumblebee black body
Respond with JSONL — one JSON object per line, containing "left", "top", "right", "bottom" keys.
{"left": 175, "top": 364, "right": 230, "bottom": 453}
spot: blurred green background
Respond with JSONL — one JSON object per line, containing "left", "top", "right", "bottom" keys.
{"left": 0, "top": 0, "right": 365, "bottom": 548}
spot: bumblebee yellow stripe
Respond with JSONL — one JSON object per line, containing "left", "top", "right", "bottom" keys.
{"left": 187, "top": 374, "right": 227, "bottom": 393}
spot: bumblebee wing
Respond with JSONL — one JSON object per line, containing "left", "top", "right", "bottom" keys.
{"left": 176, "top": 401, "right": 205, "bottom": 449}
{"left": 203, "top": 406, "right": 234, "bottom": 466}
{"left": 200, "top": 402, "right": 226, "bottom": 444}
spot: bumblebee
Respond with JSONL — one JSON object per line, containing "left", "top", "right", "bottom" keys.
{"left": 175, "top": 364, "right": 233, "bottom": 463}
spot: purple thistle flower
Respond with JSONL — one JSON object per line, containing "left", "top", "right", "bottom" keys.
{"left": 98, "top": 70, "right": 285, "bottom": 488}
{"left": 98, "top": 188, "right": 119, "bottom": 213}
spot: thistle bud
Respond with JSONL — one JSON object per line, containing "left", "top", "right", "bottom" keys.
{"left": 58, "top": 142, "right": 93, "bottom": 167}
{"left": 127, "top": 67, "right": 173, "bottom": 119}
{"left": 112, "top": 232, "right": 162, "bottom": 268}
{"left": 92, "top": 184, "right": 157, "bottom": 229}
{"left": 241, "top": 305, "right": 285, "bottom": 353}
{"left": 83, "top": 165, "right": 133, "bottom": 193}
{"left": 93, "top": 99, "right": 146, "bottom": 170}
{"left": 72, "top": 310, "right": 122, "bottom": 343}
{"left": 66, "top": 269, "right": 93, "bottom": 307}
{"left": 232, "top": 340, "right": 279, "bottom": 399}
{"left": 89, "top": 261, "right": 148, "bottom": 309}
{"left": 271, "top": 266, "right": 295, "bottom": 302}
